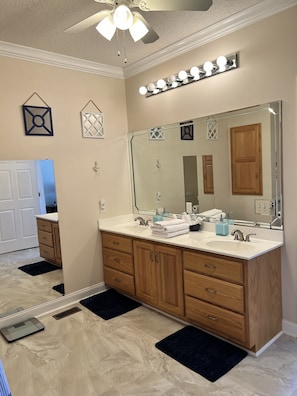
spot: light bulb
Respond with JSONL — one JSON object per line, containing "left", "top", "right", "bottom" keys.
{"left": 167, "top": 75, "right": 176, "bottom": 84}
{"left": 190, "top": 66, "right": 200, "bottom": 79}
{"left": 157, "top": 79, "right": 166, "bottom": 89}
{"left": 178, "top": 70, "right": 188, "bottom": 81}
{"left": 216, "top": 55, "right": 227, "bottom": 72}
{"left": 203, "top": 61, "right": 214, "bottom": 76}
{"left": 139, "top": 86, "right": 147, "bottom": 95}
{"left": 147, "top": 83, "right": 155, "bottom": 92}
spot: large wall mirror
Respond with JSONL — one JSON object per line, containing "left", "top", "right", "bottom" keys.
{"left": 0, "top": 159, "right": 64, "bottom": 318}
{"left": 129, "top": 101, "right": 283, "bottom": 230}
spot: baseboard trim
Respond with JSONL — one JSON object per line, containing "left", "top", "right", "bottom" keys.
{"left": 282, "top": 319, "right": 297, "bottom": 337}
{"left": 0, "top": 282, "right": 106, "bottom": 328}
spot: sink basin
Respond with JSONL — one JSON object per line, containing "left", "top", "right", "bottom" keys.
{"left": 205, "top": 240, "right": 256, "bottom": 252}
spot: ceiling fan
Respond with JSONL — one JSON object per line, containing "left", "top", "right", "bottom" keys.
{"left": 65, "top": 0, "right": 213, "bottom": 44}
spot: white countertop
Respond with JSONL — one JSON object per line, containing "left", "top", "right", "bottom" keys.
{"left": 35, "top": 212, "right": 58, "bottom": 222}
{"left": 98, "top": 214, "right": 284, "bottom": 260}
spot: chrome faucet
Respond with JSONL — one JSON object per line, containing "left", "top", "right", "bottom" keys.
{"left": 231, "top": 229, "right": 245, "bottom": 241}
{"left": 134, "top": 217, "right": 149, "bottom": 226}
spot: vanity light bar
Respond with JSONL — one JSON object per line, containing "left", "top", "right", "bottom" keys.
{"left": 139, "top": 53, "right": 238, "bottom": 98}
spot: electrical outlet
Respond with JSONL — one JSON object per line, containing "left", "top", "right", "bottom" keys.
{"left": 255, "top": 199, "right": 274, "bottom": 216}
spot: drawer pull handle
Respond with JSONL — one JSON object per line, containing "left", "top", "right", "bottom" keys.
{"left": 150, "top": 251, "right": 154, "bottom": 262}
{"left": 112, "top": 277, "right": 120, "bottom": 283}
{"left": 205, "top": 264, "right": 216, "bottom": 270}
{"left": 207, "top": 315, "right": 218, "bottom": 321}
{"left": 112, "top": 241, "right": 119, "bottom": 246}
{"left": 114, "top": 258, "right": 120, "bottom": 264}
{"left": 206, "top": 288, "right": 216, "bottom": 294}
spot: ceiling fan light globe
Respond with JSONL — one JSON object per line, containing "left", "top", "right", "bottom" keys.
{"left": 96, "top": 15, "right": 116, "bottom": 40}
{"left": 113, "top": 5, "right": 133, "bottom": 30}
{"left": 129, "top": 16, "right": 149, "bottom": 42}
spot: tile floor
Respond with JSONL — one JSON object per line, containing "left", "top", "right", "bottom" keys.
{"left": 1, "top": 302, "right": 297, "bottom": 396}
{"left": 1, "top": 249, "right": 297, "bottom": 395}
{"left": 0, "top": 248, "right": 64, "bottom": 315}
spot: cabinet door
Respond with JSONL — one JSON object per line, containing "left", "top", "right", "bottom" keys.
{"left": 156, "top": 244, "right": 184, "bottom": 316}
{"left": 133, "top": 240, "right": 158, "bottom": 305}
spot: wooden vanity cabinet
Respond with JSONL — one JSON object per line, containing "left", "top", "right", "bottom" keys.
{"left": 102, "top": 232, "right": 135, "bottom": 296}
{"left": 37, "top": 218, "right": 62, "bottom": 267}
{"left": 133, "top": 239, "right": 184, "bottom": 317}
{"left": 101, "top": 230, "right": 282, "bottom": 353}
{"left": 183, "top": 248, "right": 282, "bottom": 352}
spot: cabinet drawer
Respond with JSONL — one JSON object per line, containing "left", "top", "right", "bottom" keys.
{"left": 183, "top": 250, "right": 243, "bottom": 284}
{"left": 185, "top": 295, "right": 246, "bottom": 344}
{"left": 184, "top": 271, "right": 244, "bottom": 313}
{"left": 102, "top": 232, "right": 133, "bottom": 254}
{"left": 37, "top": 219, "right": 52, "bottom": 233}
{"left": 104, "top": 266, "right": 135, "bottom": 295}
{"left": 38, "top": 230, "right": 53, "bottom": 247}
{"left": 39, "top": 244, "right": 55, "bottom": 260}
{"left": 103, "top": 248, "right": 134, "bottom": 275}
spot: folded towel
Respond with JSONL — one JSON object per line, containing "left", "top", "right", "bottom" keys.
{"left": 151, "top": 223, "right": 189, "bottom": 232}
{"left": 153, "top": 219, "right": 186, "bottom": 227}
{"left": 151, "top": 228, "right": 189, "bottom": 238}
{"left": 198, "top": 208, "right": 222, "bottom": 217}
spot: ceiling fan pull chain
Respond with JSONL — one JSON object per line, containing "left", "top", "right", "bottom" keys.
{"left": 123, "top": 30, "right": 128, "bottom": 64}
{"left": 116, "top": 29, "right": 121, "bottom": 57}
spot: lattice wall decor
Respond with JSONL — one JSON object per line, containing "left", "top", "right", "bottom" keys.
{"left": 81, "top": 100, "right": 104, "bottom": 139}
{"left": 206, "top": 119, "right": 218, "bottom": 140}
{"left": 149, "top": 127, "right": 164, "bottom": 140}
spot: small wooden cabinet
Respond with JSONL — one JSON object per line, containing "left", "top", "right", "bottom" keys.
{"left": 183, "top": 248, "right": 282, "bottom": 352}
{"left": 133, "top": 239, "right": 184, "bottom": 317}
{"left": 37, "top": 218, "right": 62, "bottom": 267}
{"left": 102, "top": 232, "right": 135, "bottom": 296}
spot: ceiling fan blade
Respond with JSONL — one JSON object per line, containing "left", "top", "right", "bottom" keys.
{"left": 141, "top": 0, "right": 213, "bottom": 12}
{"left": 132, "top": 12, "right": 159, "bottom": 44}
{"left": 64, "top": 10, "right": 111, "bottom": 33}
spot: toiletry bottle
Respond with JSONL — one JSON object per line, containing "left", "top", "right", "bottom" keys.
{"left": 153, "top": 209, "right": 163, "bottom": 223}
{"left": 215, "top": 214, "right": 229, "bottom": 236}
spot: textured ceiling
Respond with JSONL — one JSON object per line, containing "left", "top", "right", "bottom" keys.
{"left": 0, "top": 0, "right": 286, "bottom": 70}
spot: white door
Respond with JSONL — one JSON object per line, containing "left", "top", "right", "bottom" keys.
{"left": 0, "top": 161, "right": 40, "bottom": 254}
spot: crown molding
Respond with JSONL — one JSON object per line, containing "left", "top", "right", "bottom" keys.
{"left": 123, "top": 0, "right": 297, "bottom": 78}
{"left": 0, "top": 41, "right": 124, "bottom": 79}
{"left": 0, "top": 0, "right": 295, "bottom": 80}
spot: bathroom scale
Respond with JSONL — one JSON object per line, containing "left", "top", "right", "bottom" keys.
{"left": 0, "top": 318, "right": 45, "bottom": 342}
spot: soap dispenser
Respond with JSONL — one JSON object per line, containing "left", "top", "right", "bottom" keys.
{"left": 153, "top": 209, "right": 163, "bottom": 223}
{"left": 215, "top": 215, "right": 229, "bottom": 236}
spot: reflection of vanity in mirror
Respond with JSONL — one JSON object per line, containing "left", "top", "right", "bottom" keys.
{"left": 129, "top": 101, "right": 283, "bottom": 230}
{"left": 0, "top": 159, "right": 64, "bottom": 317}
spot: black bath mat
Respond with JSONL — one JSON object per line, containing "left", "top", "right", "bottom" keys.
{"left": 52, "top": 283, "right": 65, "bottom": 295}
{"left": 18, "top": 261, "right": 58, "bottom": 276}
{"left": 155, "top": 326, "right": 247, "bottom": 382}
{"left": 80, "top": 289, "right": 141, "bottom": 320}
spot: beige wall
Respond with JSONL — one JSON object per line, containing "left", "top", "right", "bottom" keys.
{"left": 0, "top": 57, "right": 132, "bottom": 293}
{"left": 125, "top": 7, "right": 297, "bottom": 326}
